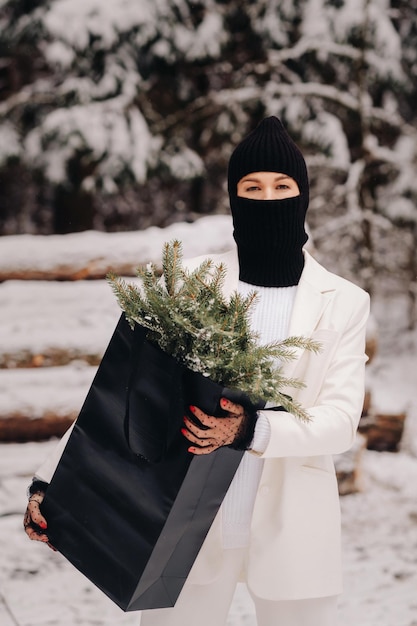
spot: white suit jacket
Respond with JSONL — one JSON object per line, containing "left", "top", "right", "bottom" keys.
{"left": 37, "top": 249, "right": 369, "bottom": 601}
{"left": 182, "top": 248, "right": 370, "bottom": 600}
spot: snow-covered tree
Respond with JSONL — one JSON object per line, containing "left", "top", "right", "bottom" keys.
{"left": 0, "top": 0, "right": 416, "bottom": 321}
{"left": 0, "top": 0, "right": 226, "bottom": 232}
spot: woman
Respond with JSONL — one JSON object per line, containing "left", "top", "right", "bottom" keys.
{"left": 25, "top": 117, "right": 370, "bottom": 626}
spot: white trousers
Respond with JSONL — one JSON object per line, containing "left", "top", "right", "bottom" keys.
{"left": 139, "top": 548, "right": 339, "bottom": 626}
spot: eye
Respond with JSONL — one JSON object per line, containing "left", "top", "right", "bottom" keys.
{"left": 245, "top": 185, "right": 261, "bottom": 192}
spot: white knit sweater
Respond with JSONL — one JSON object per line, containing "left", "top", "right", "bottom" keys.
{"left": 221, "top": 281, "right": 297, "bottom": 548}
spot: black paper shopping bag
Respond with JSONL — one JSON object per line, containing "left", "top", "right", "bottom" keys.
{"left": 124, "top": 322, "right": 185, "bottom": 463}
{"left": 41, "top": 315, "right": 246, "bottom": 611}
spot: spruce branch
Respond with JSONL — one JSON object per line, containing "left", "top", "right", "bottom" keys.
{"left": 107, "top": 240, "right": 321, "bottom": 422}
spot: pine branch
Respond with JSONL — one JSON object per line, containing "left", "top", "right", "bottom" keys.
{"left": 107, "top": 240, "right": 321, "bottom": 422}
{"left": 162, "top": 240, "right": 182, "bottom": 296}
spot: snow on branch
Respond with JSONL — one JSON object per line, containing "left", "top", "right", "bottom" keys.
{"left": 214, "top": 83, "right": 360, "bottom": 113}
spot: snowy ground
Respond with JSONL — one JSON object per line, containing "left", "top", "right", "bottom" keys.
{"left": 0, "top": 216, "right": 416, "bottom": 626}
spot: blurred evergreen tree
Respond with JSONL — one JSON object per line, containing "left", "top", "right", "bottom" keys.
{"left": 0, "top": 0, "right": 416, "bottom": 319}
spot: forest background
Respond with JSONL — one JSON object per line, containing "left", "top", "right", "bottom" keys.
{"left": 0, "top": 0, "right": 417, "bottom": 328}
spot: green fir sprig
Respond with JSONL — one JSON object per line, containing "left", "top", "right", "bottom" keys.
{"left": 107, "top": 240, "right": 321, "bottom": 422}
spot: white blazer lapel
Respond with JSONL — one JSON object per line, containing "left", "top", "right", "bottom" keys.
{"left": 289, "top": 251, "right": 336, "bottom": 335}
{"left": 284, "top": 252, "right": 336, "bottom": 379}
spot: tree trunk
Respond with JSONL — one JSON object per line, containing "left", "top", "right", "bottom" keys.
{"left": 53, "top": 185, "right": 95, "bottom": 234}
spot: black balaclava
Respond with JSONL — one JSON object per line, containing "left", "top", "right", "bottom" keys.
{"left": 227, "top": 116, "right": 309, "bottom": 287}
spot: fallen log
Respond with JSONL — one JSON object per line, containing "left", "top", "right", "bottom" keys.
{"left": 0, "top": 363, "right": 95, "bottom": 443}
{"left": 0, "top": 216, "right": 234, "bottom": 281}
{"left": 1, "top": 349, "right": 101, "bottom": 369}
{"left": 0, "top": 280, "right": 119, "bottom": 369}
{"left": 360, "top": 412, "right": 407, "bottom": 452}
{"left": 0, "top": 412, "right": 75, "bottom": 442}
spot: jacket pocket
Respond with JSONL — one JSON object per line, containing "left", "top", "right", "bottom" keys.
{"left": 299, "top": 456, "right": 336, "bottom": 476}
{"left": 300, "top": 464, "right": 334, "bottom": 476}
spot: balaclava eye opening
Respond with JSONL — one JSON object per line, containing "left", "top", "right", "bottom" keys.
{"left": 227, "top": 116, "right": 309, "bottom": 287}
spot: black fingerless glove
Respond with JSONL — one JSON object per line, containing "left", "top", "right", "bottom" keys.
{"left": 27, "top": 478, "right": 49, "bottom": 499}
{"left": 228, "top": 406, "right": 259, "bottom": 451}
